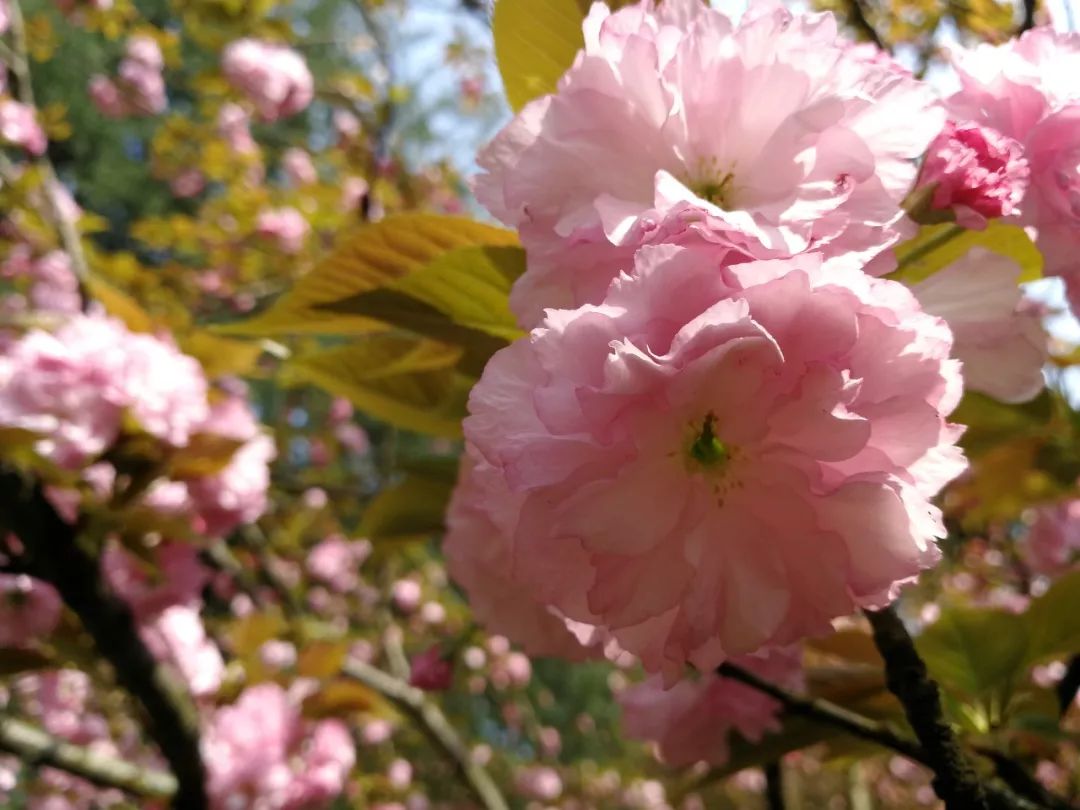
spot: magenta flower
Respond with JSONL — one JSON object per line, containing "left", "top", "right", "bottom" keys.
{"left": 917, "top": 121, "right": 1029, "bottom": 228}
{"left": 620, "top": 647, "right": 802, "bottom": 766}
{"left": 463, "top": 246, "right": 964, "bottom": 677}
{"left": 409, "top": 646, "right": 454, "bottom": 692}
{"left": 476, "top": 0, "right": 943, "bottom": 325}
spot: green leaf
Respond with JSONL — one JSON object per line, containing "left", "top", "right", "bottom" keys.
{"left": 359, "top": 474, "right": 455, "bottom": 544}
{"left": 280, "top": 333, "right": 471, "bottom": 437}
{"left": 215, "top": 214, "right": 519, "bottom": 337}
{"left": 494, "top": 0, "right": 585, "bottom": 111}
{"left": 916, "top": 604, "right": 1029, "bottom": 707}
{"left": 317, "top": 245, "right": 526, "bottom": 376}
{"left": 1024, "top": 569, "right": 1080, "bottom": 664}
{"left": 888, "top": 221, "right": 1043, "bottom": 286}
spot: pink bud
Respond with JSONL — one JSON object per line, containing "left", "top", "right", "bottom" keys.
{"left": 917, "top": 120, "right": 1029, "bottom": 229}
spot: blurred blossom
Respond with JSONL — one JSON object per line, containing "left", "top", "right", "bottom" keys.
{"left": 256, "top": 207, "right": 310, "bottom": 254}
{"left": 391, "top": 579, "right": 422, "bottom": 614}
{"left": 282, "top": 147, "right": 318, "bottom": 186}
{"left": 0, "top": 100, "right": 46, "bottom": 155}
{"left": 419, "top": 601, "right": 446, "bottom": 626}
{"left": 307, "top": 535, "right": 371, "bottom": 592}
{"left": 222, "top": 39, "right": 314, "bottom": 122}
{"left": 259, "top": 640, "right": 298, "bottom": 671}
{"left": 217, "top": 103, "right": 258, "bottom": 155}
{"left": 462, "top": 646, "right": 486, "bottom": 670}
{"left": 0, "top": 574, "right": 61, "bottom": 647}
{"left": 386, "top": 758, "right": 413, "bottom": 791}
{"left": 360, "top": 718, "right": 394, "bottom": 746}
{"left": 335, "top": 422, "right": 370, "bottom": 455}
{"left": 409, "top": 646, "right": 453, "bottom": 692}
{"left": 538, "top": 726, "right": 561, "bottom": 758}
{"left": 139, "top": 605, "right": 225, "bottom": 698}
{"left": 515, "top": 766, "right": 562, "bottom": 802}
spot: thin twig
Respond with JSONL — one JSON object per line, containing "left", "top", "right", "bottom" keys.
{"left": 718, "top": 661, "right": 1046, "bottom": 810}
{"left": 0, "top": 469, "right": 208, "bottom": 809}
{"left": 865, "top": 606, "right": 988, "bottom": 810}
{"left": 344, "top": 659, "right": 509, "bottom": 810}
{"left": 718, "top": 662, "right": 927, "bottom": 761}
{"left": 7, "top": 0, "right": 93, "bottom": 307}
{"left": 0, "top": 714, "right": 177, "bottom": 799}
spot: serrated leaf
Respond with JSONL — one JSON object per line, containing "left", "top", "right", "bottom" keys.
{"left": 280, "top": 333, "right": 471, "bottom": 437}
{"left": 1024, "top": 569, "right": 1080, "bottom": 664}
{"left": 889, "top": 222, "right": 1043, "bottom": 286}
{"left": 359, "top": 475, "right": 455, "bottom": 544}
{"left": 494, "top": 0, "right": 585, "bottom": 111}
{"left": 916, "top": 604, "right": 1029, "bottom": 705}
{"left": 216, "top": 214, "right": 518, "bottom": 337}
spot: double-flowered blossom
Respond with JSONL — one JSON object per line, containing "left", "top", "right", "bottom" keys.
{"left": 948, "top": 28, "right": 1080, "bottom": 314}
{"left": 1022, "top": 500, "right": 1080, "bottom": 575}
{"left": 0, "top": 313, "right": 208, "bottom": 469}
{"left": 0, "top": 100, "right": 47, "bottom": 156}
{"left": 202, "top": 683, "right": 355, "bottom": 809}
{"left": 444, "top": 448, "right": 607, "bottom": 661}
{"left": 620, "top": 647, "right": 802, "bottom": 766}
{"left": 915, "top": 121, "right": 1029, "bottom": 229}
{"left": 88, "top": 35, "right": 167, "bottom": 118}
{"left": 476, "top": 0, "right": 943, "bottom": 325}
{"left": 222, "top": 39, "right": 314, "bottom": 122}
{"left": 464, "top": 246, "right": 964, "bottom": 677}
{"left": 910, "top": 248, "right": 1046, "bottom": 404}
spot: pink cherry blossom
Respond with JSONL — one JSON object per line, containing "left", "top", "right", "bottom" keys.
{"left": 306, "top": 534, "right": 371, "bottom": 592}
{"left": 0, "top": 574, "right": 61, "bottom": 647}
{"left": 282, "top": 147, "right": 317, "bottom": 186}
{"left": 515, "top": 766, "right": 563, "bottom": 802}
{"left": 0, "top": 314, "right": 208, "bottom": 467}
{"left": 29, "top": 250, "right": 81, "bottom": 314}
{"left": 620, "top": 647, "right": 802, "bottom": 766}
{"left": 0, "top": 0, "right": 8, "bottom": 34}
{"left": 256, "top": 207, "right": 309, "bottom": 254}
{"left": 444, "top": 449, "right": 606, "bottom": 660}
{"left": 916, "top": 121, "right": 1029, "bottom": 228}
{"left": 0, "top": 100, "right": 47, "bottom": 155}
{"left": 186, "top": 396, "right": 275, "bottom": 537}
{"left": 390, "top": 579, "right": 422, "bottom": 614}
{"left": 87, "top": 37, "right": 167, "bottom": 118}
{"left": 139, "top": 605, "right": 225, "bottom": 698}
{"left": 464, "top": 245, "right": 964, "bottom": 677}
{"left": 948, "top": 28, "right": 1080, "bottom": 314}
{"left": 1023, "top": 500, "right": 1080, "bottom": 575}
{"left": 102, "top": 541, "right": 210, "bottom": 620}
{"left": 202, "top": 683, "right": 355, "bottom": 809}
{"left": 409, "top": 646, "right": 454, "bottom": 691}
{"left": 222, "top": 39, "right": 314, "bottom": 122}
{"left": 217, "top": 102, "right": 258, "bottom": 154}
{"left": 911, "top": 248, "right": 1046, "bottom": 403}
{"left": 477, "top": 0, "right": 943, "bottom": 325}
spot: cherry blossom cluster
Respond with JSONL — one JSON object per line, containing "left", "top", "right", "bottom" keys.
{"left": 444, "top": 0, "right": 1059, "bottom": 767}
{"left": 88, "top": 35, "right": 168, "bottom": 119}
{"left": 222, "top": 38, "right": 314, "bottom": 122}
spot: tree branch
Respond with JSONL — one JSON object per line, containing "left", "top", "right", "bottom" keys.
{"left": 865, "top": 606, "right": 988, "bottom": 810}
{"left": 0, "top": 469, "right": 208, "bottom": 809}
{"left": 0, "top": 714, "right": 177, "bottom": 799}
{"left": 1054, "top": 654, "right": 1080, "bottom": 716}
{"left": 344, "top": 659, "right": 509, "bottom": 810}
{"left": 1019, "top": 0, "right": 1037, "bottom": 32}
{"left": 846, "top": 0, "right": 886, "bottom": 49}
{"left": 765, "top": 761, "right": 785, "bottom": 810}
{"left": 718, "top": 661, "right": 1045, "bottom": 810}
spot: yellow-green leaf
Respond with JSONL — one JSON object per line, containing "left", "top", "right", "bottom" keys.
{"left": 217, "top": 214, "right": 518, "bottom": 337}
{"left": 280, "top": 333, "right": 471, "bottom": 437}
{"left": 302, "top": 679, "right": 379, "bottom": 718}
{"left": 166, "top": 431, "right": 248, "bottom": 479}
{"left": 87, "top": 276, "right": 155, "bottom": 333}
{"left": 297, "top": 641, "right": 349, "bottom": 680}
{"left": 180, "top": 330, "right": 265, "bottom": 379}
{"left": 359, "top": 475, "right": 455, "bottom": 544}
{"left": 494, "top": 0, "right": 584, "bottom": 111}
{"left": 889, "top": 221, "right": 1043, "bottom": 286}
{"left": 1024, "top": 569, "right": 1080, "bottom": 665}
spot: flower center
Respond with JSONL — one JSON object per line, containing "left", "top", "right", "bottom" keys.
{"left": 692, "top": 172, "right": 736, "bottom": 209}
{"left": 686, "top": 412, "right": 730, "bottom": 470}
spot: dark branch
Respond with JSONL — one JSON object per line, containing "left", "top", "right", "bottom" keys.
{"left": 1019, "top": 0, "right": 1037, "bottom": 32}
{"left": 765, "top": 761, "right": 785, "bottom": 810}
{"left": 0, "top": 469, "right": 208, "bottom": 809}
{"left": 865, "top": 606, "right": 988, "bottom": 810}
{"left": 718, "top": 662, "right": 927, "bottom": 761}
{"left": 846, "top": 0, "right": 886, "bottom": 49}
{"left": 1054, "top": 655, "right": 1080, "bottom": 716}
{"left": 718, "top": 660, "right": 1045, "bottom": 810}
{"left": 0, "top": 714, "right": 177, "bottom": 799}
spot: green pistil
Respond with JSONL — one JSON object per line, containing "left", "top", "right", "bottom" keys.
{"left": 694, "top": 172, "right": 735, "bottom": 209}
{"left": 689, "top": 413, "right": 729, "bottom": 469}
